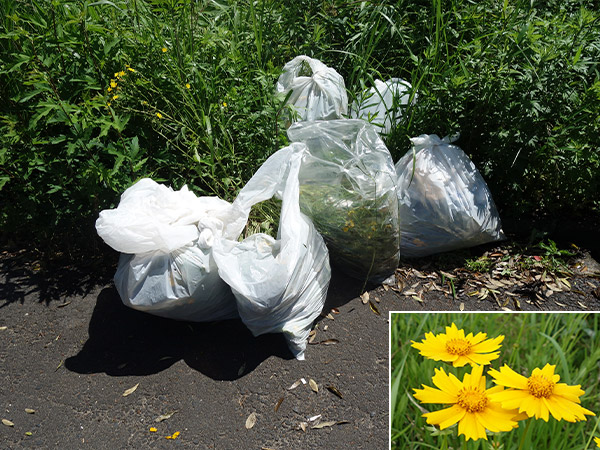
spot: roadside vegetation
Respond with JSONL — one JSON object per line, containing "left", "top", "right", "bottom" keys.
{"left": 1, "top": 0, "right": 598, "bottom": 256}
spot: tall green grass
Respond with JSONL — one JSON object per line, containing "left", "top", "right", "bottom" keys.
{"left": 1, "top": 0, "right": 598, "bottom": 253}
{"left": 390, "top": 313, "right": 600, "bottom": 449}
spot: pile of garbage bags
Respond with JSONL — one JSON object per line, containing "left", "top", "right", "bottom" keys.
{"left": 96, "top": 56, "right": 504, "bottom": 360}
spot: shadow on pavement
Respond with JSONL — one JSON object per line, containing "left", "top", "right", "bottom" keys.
{"left": 0, "top": 248, "right": 114, "bottom": 308}
{"left": 65, "top": 287, "right": 294, "bottom": 381}
{"left": 65, "top": 267, "right": 366, "bottom": 381}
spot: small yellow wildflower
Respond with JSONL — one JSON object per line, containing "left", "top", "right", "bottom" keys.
{"left": 114, "top": 72, "right": 119, "bottom": 77}
{"left": 185, "top": 83, "right": 191, "bottom": 89}
{"left": 156, "top": 112, "right": 163, "bottom": 119}
{"left": 106, "top": 102, "right": 111, "bottom": 107}
{"left": 118, "top": 71, "right": 126, "bottom": 77}
{"left": 222, "top": 101, "right": 227, "bottom": 107}
{"left": 110, "top": 80, "right": 117, "bottom": 88}
{"left": 172, "top": 431, "right": 180, "bottom": 439}
{"left": 107, "top": 87, "right": 112, "bottom": 92}
{"left": 127, "top": 66, "right": 135, "bottom": 72}
{"left": 112, "top": 95, "right": 119, "bottom": 100}
{"left": 595, "top": 436, "right": 600, "bottom": 447}
{"left": 149, "top": 427, "right": 157, "bottom": 432}
{"left": 411, "top": 322, "right": 504, "bottom": 367}
{"left": 162, "top": 47, "right": 167, "bottom": 52}
{"left": 413, "top": 365, "right": 521, "bottom": 441}
{"left": 489, "top": 364, "right": 596, "bottom": 422}
{"left": 342, "top": 226, "right": 349, "bottom": 232}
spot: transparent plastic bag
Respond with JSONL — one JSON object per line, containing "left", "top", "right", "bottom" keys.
{"left": 276, "top": 55, "right": 348, "bottom": 122}
{"left": 350, "top": 78, "right": 414, "bottom": 135}
{"left": 213, "top": 143, "right": 331, "bottom": 360}
{"left": 287, "top": 119, "right": 400, "bottom": 282}
{"left": 96, "top": 178, "right": 239, "bottom": 321}
{"left": 396, "top": 134, "right": 505, "bottom": 258}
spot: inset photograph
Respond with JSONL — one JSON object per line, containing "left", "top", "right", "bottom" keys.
{"left": 390, "top": 313, "right": 600, "bottom": 449}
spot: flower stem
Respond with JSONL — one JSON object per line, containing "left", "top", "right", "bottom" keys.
{"left": 517, "top": 420, "right": 532, "bottom": 450}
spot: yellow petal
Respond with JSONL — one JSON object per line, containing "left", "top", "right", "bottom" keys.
{"left": 431, "top": 368, "right": 462, "bottom": 396}
{"left": 471, "top": 334, "right": 504, "bottom": 352}
{"left": 413, "top": 385, "right": 457, "bottom": 404}
{"left": 520, "top": 394, "right": 547, "bottom": 421}
{"left": 424, "top": 404, "right": 466, "bottom": 429}
{"left": 489, "top": 365, "right": 528, "bottom": 389}
{"left": 474, "top": 406, "right": 517, "bottom": 433}
{"left": 466, "top": 351, "right": 501, "bottom": 366}
{"left": 553, "top": 383, "right": 584, "bottom": 403}
{"left": 458, "top": 412, "right": 487, "bottom": 441}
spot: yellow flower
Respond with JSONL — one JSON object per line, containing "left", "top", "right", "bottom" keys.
{"left": 149, "top": 427, "right": 157, "bottom": 432}
{"left": 118, "top": 71, "right": 126, "bottom": 77}
{"left": 222, "top": 101, "right": 227, "bottom": 107}
{"left": 595, "top": 436, "right": 600, "bottom": 447}
{"left": 110, "top": 80, "right": 117, "bottom": 88}
{"left": 156, "top": 112, "right": 163, "bottom": 119}
{"left": 106, "top": 102, "right": 111, "bottom": 107}
{"left": 488, "top": 364, "right": 595, "bottom": 422}
{"left": 185, "top": 83, "right": 191, "bottom": 89}
{"left": 107, "top": 87, "right": 112, "bottom": 92}
{"left": 112, "top": 95, "right": 119, "bottom": 100}
{"left": 411, "top": 323, "right": 504, "bottom": 367}
{"left": 413, "top": 365, "right": 520, "bottom": 441}
{"left": 172, "top": 431, "right": 180, "bottom": 439}
{"left": 127, "top": 67, "right": 135, "bottom": 72}
{"left": 114, "top": 72, "right": 119, "bottom": 77}
{"left": 162, "top": 47, "right": 167, "bottom": 52}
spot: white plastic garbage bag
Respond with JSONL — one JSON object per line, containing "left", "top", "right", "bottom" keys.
{"left": 213, "top": 143, "right": 331, "bottom": 360}
{"left": 287, "top": 119, "right": 400, "bottom": 282}
{"left": 396, "top": 134, "right": 505, "bottom": 258}
{"left": 276, "top": 55, "right": 348, "bottom": 122}
{"left": 350, "top": 78, "right": 414, "bottom": 135}
{"left": 96, "top": 178, "right": 239, "bottom": 321}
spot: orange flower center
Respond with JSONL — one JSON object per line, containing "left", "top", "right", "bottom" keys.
{"left": 457, "top": 387, "right": 488, "bottom": 413}
{"left": 527, "top": 374, "right": 555, "bottom": 398}
{"left": 445, "top": 338, "right": 472, "bottom": 356}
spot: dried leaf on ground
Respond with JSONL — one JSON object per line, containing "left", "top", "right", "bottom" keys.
{"left": 2, "top": 419, "right": 14, "bottom": 427}
{"left": 309, "top": 379, "right": 319, "bottom": 393}
{"left": 57, "top": 301, "right": 71, "bottom": 308}
{"left": 25, "top": 409, "right": 35, "bottom": 414}
{"left": 122, "top": 383, "right": 139, "bottom": 397}
{"left": 326, "top": 385, "right": 343, "bottom": 399}
{"left": 0, "top": 326, "right": 7, "bottom": 331}
{"left": 369, "top": 301, "right": 381, "bottom": 315}
{"left": 318, "top": 339, "right": 339, "bottom": 345}
{"left": 274, "top": 397, "right": 284, "bottom": 412}
{"left": 360, "top": 292, "right": 369, "bottom": 304}
{"left": 288, "top": 379, "right": 306, "bottom": 390}
{"left": 245, "top": 412, "right": 257, "bottom": 429}
{"left": 154, "top": 411, "right": 178, "bottom": 423}
{"left": 312, "top": 421, "right": 337, "bottom": 429}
